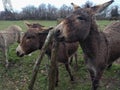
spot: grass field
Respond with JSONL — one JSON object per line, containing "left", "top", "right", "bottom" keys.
{"left": 0, "top": 20, "right": 120, "bottom": 90}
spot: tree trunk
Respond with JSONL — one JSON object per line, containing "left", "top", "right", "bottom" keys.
{"left": 28, "top": 30, "right": 54, "bottom": 90}
{"left": 48, "top": 40, "right": 59, "bottom": 90}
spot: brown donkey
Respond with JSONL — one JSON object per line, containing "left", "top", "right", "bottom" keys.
{"left": 16, "top": 23, "right": 79, "bottom": 86}
{"left": 54, "top": 0, "right": 116, "bottom": 90}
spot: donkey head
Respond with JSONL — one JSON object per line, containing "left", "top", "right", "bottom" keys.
{"left": 54, "top": 0, "right": 114, "bottom": 42}
{"left": 16, "top": 23, "right": 51, "bottom": 57}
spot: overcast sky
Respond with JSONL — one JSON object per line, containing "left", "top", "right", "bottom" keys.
{"left": 0, "top": 0, "right": 119, "bottom": 12}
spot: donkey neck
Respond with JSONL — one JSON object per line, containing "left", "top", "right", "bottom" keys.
{"left": 38, "top": 32, "right": 52, "bottom": 57}
{"left": 38, "top": 33, "right": 48, "bottom": 49}
{"left": 38, "top": 29, "right": 51, "bottom": 50}
{"left": 80, "top": 21, "right": 107, "bottom": 59}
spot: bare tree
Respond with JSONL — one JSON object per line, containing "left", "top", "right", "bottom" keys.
{"left": 0, "top": 11, "right": 16, "bottom": 20}
{"left": 46, "top": 4, "right": 58, "bottom": 20}
{"left": 21, "top": 5, "right": 37, "bottom": 20}
{"left": 59, "top": 4, "right": 72, "bottom": 18}
{"left": 37, "top": 4, "right": 47, "bottom": 19}
{"left": 110, "top": 6, "right": 119, "bottom": 20}
{"left": 82, "top": 0, "right": 94, "bottom": 8}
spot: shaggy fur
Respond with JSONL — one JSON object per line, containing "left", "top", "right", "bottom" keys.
{"left": 16, "top": 23, "right": 79, "bottom": 86}
{"left": 0, "top": 25, "right": 22, "bottom": 67}
{"left": 54, "top": 0, "right": 115, "bottom": 90}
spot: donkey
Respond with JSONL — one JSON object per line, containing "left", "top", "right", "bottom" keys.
{"left": 54, "top": 0, "right": 115, "bottom": 90}
{"left": 16, "top": 23, "right": 79, "bottom": 86}
{"left": 0, "top": 25, "right": 22, "bottom": 67}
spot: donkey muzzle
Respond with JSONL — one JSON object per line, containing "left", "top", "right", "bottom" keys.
{"left": 16, "top": 45, "right": 25, "bottom": 57}
{"left": 54, "top": 29, "right": 65, "bottom": 42}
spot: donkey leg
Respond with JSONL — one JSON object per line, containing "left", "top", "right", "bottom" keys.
{"left": 2, "top": 47, "right": 8, "bottom": 68}
{"left": 107, "top": 64, "right": 112, "bottom": 69}
{"left": 93, "top": 71, "right": 103, "bottom": 90}
{"left": 89, "top": 69, "right": 95, "bottom": 84}
{"left": 89, "top": 69, "right": 104, "bottom": 90}
{"left": 74, "top": 52, "right": 78, "bottom": 70}
{"left": 65, "top": 63, "right": 74, "bottom": 81}
{"left": 55, "top": 66, "right": 59, "bottom": 86}
{"left": 69, "top": 56, "right": 73, "bottom": 65}
{"left": 3, "top": 47, "right": 9, "bottom": 68}
{"left": 3, "top": 39, "right": 9, "bottom": 68}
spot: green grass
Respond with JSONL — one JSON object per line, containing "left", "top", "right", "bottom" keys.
{"left": 0, "top": 20, "right": 120, "bottom": 90}
{"left": 97, "top": 20, "right": 114, "bottom": 30}
{"left": 0, "top": 20, "right": 57, "bottom": 32}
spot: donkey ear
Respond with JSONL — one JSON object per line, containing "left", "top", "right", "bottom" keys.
{"left": 41, "top": 26, "right": 53, "bottom": 31}
{"left": 24, "top": 21, "right": 32, "bottom": 28}
{"left": 25, "top": 23, "right": 32, "bottom": 28}
{"left": 38, "top": 26, "right": 53, "bottom": 35}
{"left": 71, "top": 2, "right": 81, "bottom": 10}
{"left": 90, "top": 0, "right": 114, "bottom": 14}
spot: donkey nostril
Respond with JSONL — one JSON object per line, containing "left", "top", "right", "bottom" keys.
{"left": 55, "top": 29, "right": 61, "bottom": 36}
{"left": 16, "top": 51, "right": 20, "bottom": 56}
{"left": 16, "top": 51, "right": 24, "bottom": 57}
{"left": 57, "top": 29, "right": 60, "bottom": 33}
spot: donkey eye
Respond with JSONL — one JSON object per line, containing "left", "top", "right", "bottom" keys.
{"left": 27, "top": 36, "right": 31, "bottom": 39}
{"left": 77, "top": 16, "right": 85, "bottom": 20}
{"left": 27, "top": 36, "right": 35, "bottom": 39}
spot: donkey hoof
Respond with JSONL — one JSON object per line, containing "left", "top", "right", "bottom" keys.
{"left": 55, "top": 83, "right": 58, "bottom": 87}
{"left": 71, "top": 76, "right": 74, "bottom": 81}
{"left": 70, "top": 78, "right": 77, "bottom": 84}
